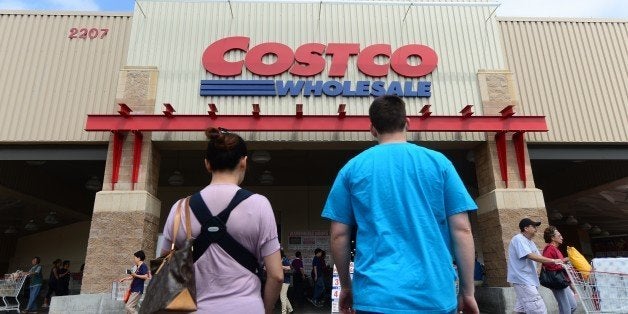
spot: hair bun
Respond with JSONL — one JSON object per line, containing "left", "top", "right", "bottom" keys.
{"left": 205, "top": 127, "right": 223, "bottom": 140}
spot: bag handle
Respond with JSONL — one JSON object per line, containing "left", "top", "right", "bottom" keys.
{"left": 170, "top": 196, "right": 192, "bottom": 251}
{"left": 155, "top": 197, "right": 191, "bottom": 276}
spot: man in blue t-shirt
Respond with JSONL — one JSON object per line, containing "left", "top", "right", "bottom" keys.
{"left": 322, "top": 95, "right": 479, "bottom": 313}
{"left": 119, "top": 250, "right": 149, "bottom": 314}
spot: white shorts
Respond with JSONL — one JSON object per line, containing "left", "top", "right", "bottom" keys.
{"left": 513, "top": 283, "right": 547, "bottom": 314}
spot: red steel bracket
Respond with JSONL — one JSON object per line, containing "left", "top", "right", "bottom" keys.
{"left": 460, "top": 105, "right": 473, "bottom": 118}
{"left": 500, "top": 105, "right": 515, "bottom": 118}
{"left": 252, "top": 104, "right": 260, "bottom": 118}
{"left": 495, "top": 132, "right": 508, "bottom": 188}
{"left": 420, "top": 104, "right": 432, "bottom": 118}
{"left": 132, "top": 131, "right": 143, "bottom": 190}
{"left": 338, "top": 104, "right": 346, "bottom": 119}
{"left": 513, "top": 131, "right": 527, "bottom": 187}
{"left": 111, "top": 131, "right": 125, "bottom": 190}
{"left": 207, "top": 103, "right": 218, "bottom": 118}
{"left": 163, "top": 103, "right": 175, "bottom": 117}
{"left": 118, "top": 103, "right": 132, "bottom": 117}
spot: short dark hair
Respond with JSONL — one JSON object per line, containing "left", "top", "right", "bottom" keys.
{"left": 295, "top": 251, "right": 302, "bottom": 258}
{"left": 63, "top": 260, "right": 70, "bottom": 267}
{"left": 34, "top": 256, "right": 41, "bottom": 264}
{"left": 314, "top": 248, "right": 322, "bottom": 255}
{"left": 134, "top": 250, "right": 146, "bottom": 261}
{"left": 369, "top": 95, "right": 407, "bottom": 134}
{"left": 205, "top": 128, "right": 248, "bottom": 171}
{"left": 543, "top": 226, "right": 558, "bottom": 243}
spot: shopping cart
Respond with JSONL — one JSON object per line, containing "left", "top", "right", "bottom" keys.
{"left": 0, "top": 272, "right": 28, "bottom": 312}
{"left": 563, "top": 264, "right": 628, "bottom": 313}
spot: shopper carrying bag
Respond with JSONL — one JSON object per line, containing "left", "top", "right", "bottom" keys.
{"left": 140, "top": 197, "right": 197, "bottom": 314}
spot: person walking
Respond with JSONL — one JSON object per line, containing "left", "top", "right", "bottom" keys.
{"left": 119, "top": 250, "right": 149, "bottom": 314}
{"left": 541, "top": 226, "right": 577, "bottom": 314}
{"left": 507, "top": 218, "right": 562, "bottom": 314}
{"left": 322, "top": 95, "right": 480, "bottom": 313}
{"left": 280, "top": 250, "right": 294, "bottom": 314}
{"left": 42, "top": 258, "right": 61, "bottom": 308}
{"left": 23, "top": 256, "right": 43, "bottom": 313}
{"left": 55, "top": 260, "right": 71, "bottom": 296}
{"left": 291, "top": 251, "right": 305, "bottom": 309}
{"left": 309, "top": 248, "right": 325, "bottom": 307}
{"left": 161, "top": 128, "right": 283, "bottom": 314}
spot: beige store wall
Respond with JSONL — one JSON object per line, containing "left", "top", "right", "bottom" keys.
{"left": 498, "top": 17, "right": 628, "bottom": 143}
{"left": 0, "top": 12, "right": 132, "bottom": 142}
{"left": 8, "top": 221, "right": 90, "bottom": 275}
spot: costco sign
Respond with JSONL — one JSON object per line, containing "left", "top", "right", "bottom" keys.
{"left": 200, "top": 36, "right": 437, "bottom": 97}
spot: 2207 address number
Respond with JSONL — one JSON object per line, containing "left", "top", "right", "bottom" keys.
{"left": 68, "top": 28, "right": 109, "bottom": 39}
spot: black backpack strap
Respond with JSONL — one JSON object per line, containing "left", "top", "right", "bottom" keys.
{"left": 189, "top": 189, "right": 261, "bottom": 277}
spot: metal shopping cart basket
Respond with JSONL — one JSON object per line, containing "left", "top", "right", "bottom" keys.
{"left": 563, "top": 264, "right": 628, "bottom": 313}
{"left": 0, "top": 272, "right": 28, "bottom": 312}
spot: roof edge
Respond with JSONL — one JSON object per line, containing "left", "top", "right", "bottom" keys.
{"left": 0, "top": 10, "right": 133, "bottom": 17}
{"left": 496, "top": 16, "right": 628, "bottom": 23}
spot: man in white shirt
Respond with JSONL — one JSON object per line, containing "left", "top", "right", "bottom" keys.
{"left": 507, "top": 218, "right": 562, "bottom": 314}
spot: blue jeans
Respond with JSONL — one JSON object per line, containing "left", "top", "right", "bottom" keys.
{"left": 27, "top": 284, "right": 41, "bottom": 310}
{"left": 312, "top": 276, "right": 325, "bottom": 302}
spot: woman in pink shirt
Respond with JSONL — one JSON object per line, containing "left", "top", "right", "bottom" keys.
{"left": 162, "top": 128, "right": 283, "bottom": 313}
{"left": 542, "top": 226, "right": 577, "bottom": 314}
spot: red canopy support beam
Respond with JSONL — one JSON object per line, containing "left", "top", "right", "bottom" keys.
{"left": 86, "top": 114, "right": 548, "bottom": 133}
{"left": 513, "top": 131, "right": 527, "bottom": 187}
{"left": 495, "top": 132, "right": 508, "bottom": 188}
{"left": 296, "top": 104, "right": 303, "bottom": 118}
{"left": 131, "top": 131, "right": 143, "bottom": 190}
{"left": 252, "top": 104, "right": 260, "bottom": 118}
{"left": 111, "top": 131, "right": 125, "bottom": 190}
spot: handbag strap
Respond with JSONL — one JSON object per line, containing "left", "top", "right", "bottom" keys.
{"left": 189, "top": 189, "right": 260, "bottom": 276}
{"left": 170, "top": 197, "right": 192, "bottom": 251}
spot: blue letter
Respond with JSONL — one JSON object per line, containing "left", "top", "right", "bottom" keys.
{"left": 418, "top": 81, "right": 431, "bottom": 97}
{"left": 371, "top": 81, "right": 385, "bottom": 96}
{"left": 356, "top": 81, "right": 370, "bottom": 96}
{"left": 386, "top": 81, "right": 403, "bottom": 96}
{"left": 276, "top": 81, "right": 305, "bottom": 97}
{"left": 323, "top": 81, "right": 343, "bottom": 96}
{"left": 303, "top": 81, "right": 324, "bottom": 97}
{"left": 342, "top": 81, "right": 356, "bottom": 96}
{"left": 403, "top": 81, "right": 417, "bottom": 97}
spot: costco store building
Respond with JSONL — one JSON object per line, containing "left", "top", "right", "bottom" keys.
{"left": 1, "top": 0, "right": 627, "bottom": 312}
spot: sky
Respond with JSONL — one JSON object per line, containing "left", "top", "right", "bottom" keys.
{"left": 0, "top": 0, "right": 627, "bottom": 19}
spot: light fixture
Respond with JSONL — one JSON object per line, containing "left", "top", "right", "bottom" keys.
{"left": 251, "top": 151, "right": 271, "bottom": 164}
{"left": 24, "top": 220, "right": 38, "bottom": 232}
{"left": 565, "top": 215, "right": 578, "bottom": 225}
{"left": 580, "top": 222, "right": 591, "bottom": 230}
{"left": 85, "top": 176, "right": 102, "bottom": 191}
{"left": 590, "top": 226, "right": 601, "bottom": 235}
{"left": 549, "top": 210, "right": 563, "bottom": 221}
{"left": 259, "top": 170, "right": 274, "bottom": 185}
{"left": 44, "top": 212, "right": 59, "bottom": 225}
{"left": 4, "top": 226, "right": 18, "bottom": 234}
{"left": 168, "top": 171, "right": 184, "bottom": 186}
{"left": 600, "top": 231, "right": 610, "bottom": 237}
